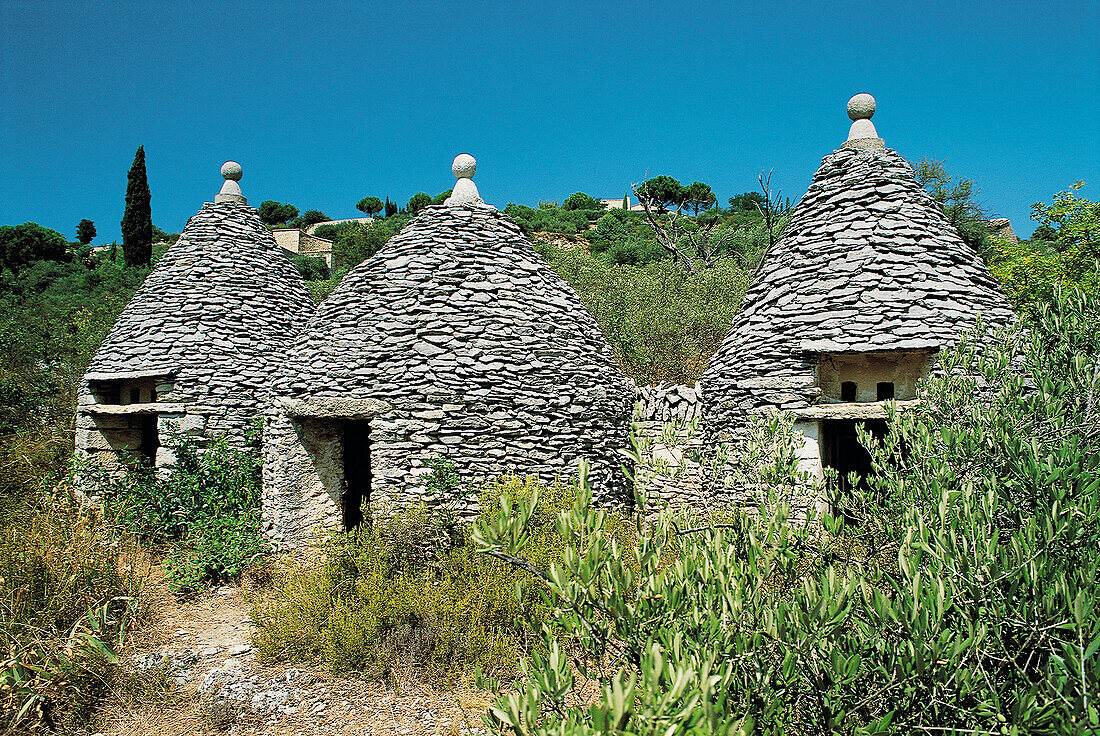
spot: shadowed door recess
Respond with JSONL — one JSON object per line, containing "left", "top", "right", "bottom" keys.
{"left": 342, "top": 420, "right": 370, "bottom": 530}
{"left": 822, "top": 418, "right": 887, "bottom": 492}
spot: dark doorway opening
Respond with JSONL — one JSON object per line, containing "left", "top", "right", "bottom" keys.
{"left": 840, "top": 381, "right": 857, "bottom": 402}
{"left": 822, "top": 418, "right": 887, "bottom": 492}
{"left": 138, "top": 414, "right": 159, "bottom": 466}
{"left": 877, "top": 382, "right": 895, "bottom": 400}
{"left": 342, "top": 420, "right": 371, "bottom": 531}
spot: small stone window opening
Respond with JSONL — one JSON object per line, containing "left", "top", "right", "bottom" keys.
{"left": 877, "top": 382, "right": 895, "bottom": 401}
{"left": 841, "top": 381, "right": 857, "bottom": 402}
{"left": 130, "top": 387, "right": 141, "bottom": 404}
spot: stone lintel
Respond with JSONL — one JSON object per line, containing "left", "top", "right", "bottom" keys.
{"left": 81, "top": 402, "right": 187, "bottom": 415}
{"left": 794, "top": 399, "right": 920, "bottom": 420}
{"left": 86, "top": 369, "right": 178, "bottom": 382}
{"left": 799, "top": 340, "right": 940, "bottom": 356}
{"left": 278, "top": 396, "right": 392, "bottom": 420}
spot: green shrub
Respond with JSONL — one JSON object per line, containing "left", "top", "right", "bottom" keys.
{"left": 476, "top": 289, "right": 1100, "bottom": 735}
{"left": 251, "top": 474, "right": 631, "bottom": 683}
{"left": 291, "top": 253, "right": 330, "bottom": 281}
{"left": 539, "top": 245, "right": 749, "bottom": 383}
{"left": 107, "top": 424, "right": 267, "bottom": 594}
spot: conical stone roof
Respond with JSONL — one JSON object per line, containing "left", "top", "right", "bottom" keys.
{"left": 82, "top": 170, "right": 315, "bottom": 444}
{"left": 272, "top": 202, "right": 635, "bottom": 504}
{"left": 701, "top": 99, "right": 1014, "bottom": 439}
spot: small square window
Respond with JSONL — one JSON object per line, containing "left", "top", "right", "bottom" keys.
{"left": 841, "top": 381, "right": 857, "bottom": 402}
{"left": 877, "top": 382, "right": 895, "bottom": 400}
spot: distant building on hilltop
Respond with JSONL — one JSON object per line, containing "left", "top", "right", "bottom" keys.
{"left": 271, "top": 228, "right": 334, "bottom": 267}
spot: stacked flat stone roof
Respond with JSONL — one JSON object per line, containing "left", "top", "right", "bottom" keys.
{"left": 702, "top": 98, "right": 1015, "bottom": 439}
{"left": 82, "top": 197, "right": 315, "bottom": 442}
{"left": 272, "top": 201, "right": 635, "bottom": 503}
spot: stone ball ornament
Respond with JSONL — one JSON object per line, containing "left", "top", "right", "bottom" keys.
{"left": 847, "top": 93, "right": 876, "bottom": 121}
{"left": 452, "top": 154, "right": 476, "bottom": 179}
{"left": 221, "top": 161, "right": 243, "bottom": 181}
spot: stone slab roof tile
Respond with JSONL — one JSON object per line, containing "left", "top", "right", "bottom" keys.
{"left": 85, "top": 201, "right": 315, "bottom": 391}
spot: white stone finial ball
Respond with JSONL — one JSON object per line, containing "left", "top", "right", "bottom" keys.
{"left": 847, "top": 94, "right": 876, "bottom": 121}
{"left": 452, "top": 153, "right": 476, "bottom": 180}
{"left": 221, "top": 161, "right": 243, "bottom": 181}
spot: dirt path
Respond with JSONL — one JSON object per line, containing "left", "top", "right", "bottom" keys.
{"left": 96, "top": 582, "right": 495, "bottom": 736}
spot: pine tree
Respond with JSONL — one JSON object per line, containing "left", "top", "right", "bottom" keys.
{"left": 120, "top": 145, "right": 153, "bottom": 266}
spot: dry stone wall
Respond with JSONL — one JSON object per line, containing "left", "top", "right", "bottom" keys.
{"left": 77, "top": 202, "right": 315, "bottom": 475}
{"left": 264, "top": 204, "right": 635, "bottom": 548}
{"left": 701, "top": 147, "right": 1016, "bottom": 452}
{"left": 632, "top": 383, "right": 707, "bottom": 512}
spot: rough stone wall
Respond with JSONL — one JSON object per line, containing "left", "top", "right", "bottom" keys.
{"left": 632, "top": 383, "right": 707, "bottom": 512}
{"left": 77, "top": 202, "right": 315, "bottom": 476}
{"left": 264, "top": 204, "right": 635, "bottom": 547}
{"left": 701, "top": 147, "right": 1016, "bottom": 454}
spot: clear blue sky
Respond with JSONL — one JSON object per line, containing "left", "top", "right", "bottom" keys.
{"left": 2, "top": 0, "right": 1097, "bottom": 243}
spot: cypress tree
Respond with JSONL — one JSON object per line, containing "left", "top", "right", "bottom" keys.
{"left": 623, "top": 191, "right": 630, "bottom": 210}
{"left": 120, "top": 145, "right": 153, "bottom": 266}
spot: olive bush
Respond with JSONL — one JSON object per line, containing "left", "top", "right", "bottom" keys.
{"left": 475, "top": 289, "right": 1100, "bottom": 735}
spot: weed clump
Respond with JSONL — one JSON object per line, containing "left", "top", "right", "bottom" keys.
{"left": 1, "top": 484, "right": 148, "bottom": 732}
{"left": 101, "top": 423, "right": 268, "bottom": 594}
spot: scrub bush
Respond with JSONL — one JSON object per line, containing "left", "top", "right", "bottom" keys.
{"left": 251, "top": 475, "right": 636, "bottom": 683}
{"left": 477, "top": 289, "right": 1100, "bottom": 735}
{"left": 108, "top": 424, "right": 267, "bottom": 594}
{"left": 1, "top": 485, "right": 147, "bottom": 732}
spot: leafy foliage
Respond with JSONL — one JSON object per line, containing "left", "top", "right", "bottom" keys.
{"left": 257, "top": 200, "right": 299, "bottom": 227}
{"left": 357, "top": 196, "right": 383, "bottom": 217}
{"left": 106, "top": 426, "right": 268, "bottom": 593}
{"left": 635, "top": 175, "right": 687, "bottom": 213}
{"left": 476, "top": 289, "right": 1100, "bottom": 735}
{"left": 1, "top": 484, "right": 147, "bottom": 733}
{"left": 504, "top": 203, "right": 602, "bottom": 236}
{"left": 407, "top": 192, "right": 432, "bottom": 216}
{"left": 250, "top": 476, "right": 627, "bottom": 682}
{"left": 76, "top": 219, "right": 96, "bottom": 245}
{"left": 292, "top": 253, "right": 330, "bottom": 281}
{"left": 294, "top": 209, "right": 330, "bottom": 229}
{"left": 329, "top": 213, "right": 411, "bottom": 271}
{"left": 538, "top": 243, "right": 750, "bottom": 383}
{"left": 562, "top": 192, "right": 603, "bottom": 211}
{"left": 913, "top": 157, "right": 992, "bottom": 257}
{"left": 0, "top": 222, "right": 69, "bottom": 276}
{"left": 120, "top": 145, "right": 153, "bottom": 267}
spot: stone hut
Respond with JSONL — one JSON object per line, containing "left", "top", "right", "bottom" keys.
{"left": 700, "top": 95, "right": 1015, "bottom": 497}
{"left": 76, "top": 162, "right": 315, "bottom": 474}
{"left": 263, "top": 155, "right": 635, "bottom": 548}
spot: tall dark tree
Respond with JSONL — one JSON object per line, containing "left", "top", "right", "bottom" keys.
{"left": 76, "top": 219, "right": 97, "bottom": 245}
{"left": 384, "top": 196, "right": 397, "bottom": 217}
{"left": 120, "top": 145, "right": 153, "bottom": 266}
